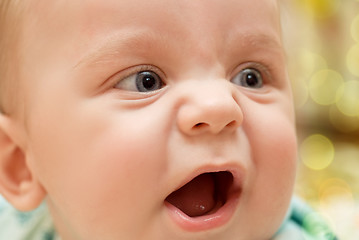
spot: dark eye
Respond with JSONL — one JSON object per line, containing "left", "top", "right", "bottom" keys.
{"left": 115, "top": 71, "right": 164, "bottom": 92}
{"left": 231, "top": 68, "right": 263, "bottom": 88}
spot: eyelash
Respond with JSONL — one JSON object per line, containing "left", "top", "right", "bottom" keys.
{"left": 110, "top": 62, "right": 273, "bottom": 92}
{"left": 112, "top": 65, "right": 166, "bottom": 86}
{"left": 234, "top": 62, "right": 272, "bottom": 82}
{"left": 123, "top": 65, "right": 164, "bottom": 80}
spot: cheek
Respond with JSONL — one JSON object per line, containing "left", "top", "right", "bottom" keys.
{"left": 86, "top": 119, "right": 169, "bottom": 202}
{"left": 26, "top": 105, "right": 169, "bottom": 237}
{"left": 251, "top": 109, "right": 297, "bottom": 194}
{"left": 244, "top": 97, "right": 297, "bottom": 183}
{"left": 242, "top": 105, "right": 297, "bottom": 232}
{"left": 255, "top": 124, "right": 297, "bottom": 191}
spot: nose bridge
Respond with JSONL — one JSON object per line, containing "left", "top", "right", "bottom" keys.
{"left": 176, "top": 81, "right": 243, "bottom": 135}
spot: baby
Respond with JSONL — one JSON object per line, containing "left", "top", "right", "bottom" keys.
{"left": 0, "top": 0, "right": 336, "bottom": 239}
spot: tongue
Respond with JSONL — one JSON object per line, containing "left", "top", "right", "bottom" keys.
{"left": 166, "top": 173, "right": 216, "bottom": 217}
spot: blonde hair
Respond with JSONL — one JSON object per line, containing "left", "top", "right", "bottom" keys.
{"left": 0, "top": 0, "right": 24, "bottom": 115}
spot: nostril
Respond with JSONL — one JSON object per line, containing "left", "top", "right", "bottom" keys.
{"left": 192, "top": 120, "right": 238, "bottom": 133}
{"left": 192, "top": 122, "right": 208, "bottom": 130}
{"left": 226, "top": 120, "right": 238, "bottom": 129}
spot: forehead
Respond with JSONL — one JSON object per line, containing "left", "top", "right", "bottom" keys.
{"left": 26, "top": 0, "right": 281, "bottom": 38}
{"left": 23, "top": 0, "right": 281, "bottom": 70}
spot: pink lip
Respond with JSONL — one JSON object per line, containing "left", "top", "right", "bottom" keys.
{"left": 165, "top": 191, "right": 240, "bottom": 232}
{"left": 164, "top": 166, "right": 243, "bottom": 232}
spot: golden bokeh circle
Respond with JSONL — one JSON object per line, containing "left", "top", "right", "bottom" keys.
{"left": 347, "top": 44, "right": 359, "bottom": 77}
{"left": 291, "top": 77, "right": 309, "bottom": 108}
{"left": 329, "top": 105, "right": 359, "bottom": 132}
{"left": 300, "top": 134, "right": 335, "bottom": 170}
{"left": 351, "top": 14, "right": 359, "bottom": 42}
{"left": 309, "top": 69, "right": 344, "bottom": 105}
{"left": 336, "top": 80, "right": 359, "bottom": 117}
{"left": 301, "top": 0, "right": 341, "bottom": 19}
{"left": 319, "top": 178, "right": 354, "bottom": 203}
{"left": 297, "top": 49, "right": 328, "bottom": 79}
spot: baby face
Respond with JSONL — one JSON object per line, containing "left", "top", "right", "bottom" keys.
{"left": 17, "top": 0, "right": 297, "bottom": 239}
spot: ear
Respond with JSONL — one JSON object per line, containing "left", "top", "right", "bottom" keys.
{"left": 0, "top": 113, "right": 46, "bottom": 211}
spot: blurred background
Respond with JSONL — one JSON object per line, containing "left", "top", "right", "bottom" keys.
{"left": 283, "top": 0, "right": 359, "bottom": 238}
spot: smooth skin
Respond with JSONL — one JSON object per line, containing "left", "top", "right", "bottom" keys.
{"left": 0, "top": 0, "right": 297, "bottom": 239}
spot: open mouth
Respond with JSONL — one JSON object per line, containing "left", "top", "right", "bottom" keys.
{"left": 165, "top": 171, "right": 235, "bottom": 218}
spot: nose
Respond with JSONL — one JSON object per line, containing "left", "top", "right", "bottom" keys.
{"left": 176, "top": 81, "right": 243, "bottom": 136}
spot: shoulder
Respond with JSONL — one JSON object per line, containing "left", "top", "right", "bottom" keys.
{"left": 0, "top": 195, "right": 58, "bottom": 240}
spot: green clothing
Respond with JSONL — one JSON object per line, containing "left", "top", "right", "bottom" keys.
{"left": 0, "top": 196, "right": 57, "bottom": 240}
{"left": 273, "top": 197, "right": 338, "bottom": 240}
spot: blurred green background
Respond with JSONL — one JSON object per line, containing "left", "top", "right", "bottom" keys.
{"left": 283, "top": 0, "right": 359, "bottom": 238}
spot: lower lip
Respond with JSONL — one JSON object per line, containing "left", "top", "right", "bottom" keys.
{"left": 164, "top": 193, "right": 240, "bottom": 232}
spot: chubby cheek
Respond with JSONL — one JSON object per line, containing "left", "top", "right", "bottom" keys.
{"left": 27, "top": 104, "right": 169, "bottom": 237}
{"left": 255, "top": 124, "right": 297, "bottom": 199}
{"left": 243, "top": 106, "right": 297, "bottom": 233}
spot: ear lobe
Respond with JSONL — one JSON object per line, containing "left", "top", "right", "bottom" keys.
{"left": 0, "top": 114, "right": 46, "bottom": 211}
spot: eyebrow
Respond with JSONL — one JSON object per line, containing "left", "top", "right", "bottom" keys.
{"left": 72, "top": 29, "right": 168, "bottom": 70}
{"left": 228, "top": 30, "right": 283, "bottom": 52}
{"left": 73, "top": 28, "right": 284, "bottom": 71}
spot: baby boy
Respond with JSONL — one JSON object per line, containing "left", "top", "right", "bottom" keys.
{"left": 0, "top": 0, "right": 336, "bottom": 239}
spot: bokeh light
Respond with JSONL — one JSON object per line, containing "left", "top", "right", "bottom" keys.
{"left": 319, "top": 178, "right": 354, "bottom": 207}
{"left": 351, "top": 14, "right": 359, "bottom": 42}
{"left": 347, "top": 44, "right": 359, "bottom": 77}
{"left": 285, "top": 1, "right": 359, "bottom": 238}
{"left": 299, "top": 0, "right": 341, "bottom": 19}
{"left": 290, "top": 50, "right": 328, "bottom": 108}
{"left": 329, "top": 105, "right": 359, "bottom": 133}
{"left": 300, "top": 134, "right": 335, "bottom": 170}
{"left": 335, "top": 80, "right": 359, "bottom": 117}
{"left": 309, "top": 69, "right": 344, "bottom": 105}
{"left": 291, "top": 77, "right": 309, "bottom": 108}
{"left": 298, "top": 49, "right": 328, "bottom": 78}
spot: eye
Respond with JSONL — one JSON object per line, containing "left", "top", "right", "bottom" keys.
{"left": 115, "top": 71, "right": 164, "bottom": 92}
{"left": 231, "top": 68, "right": 263, "bottom": 88}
